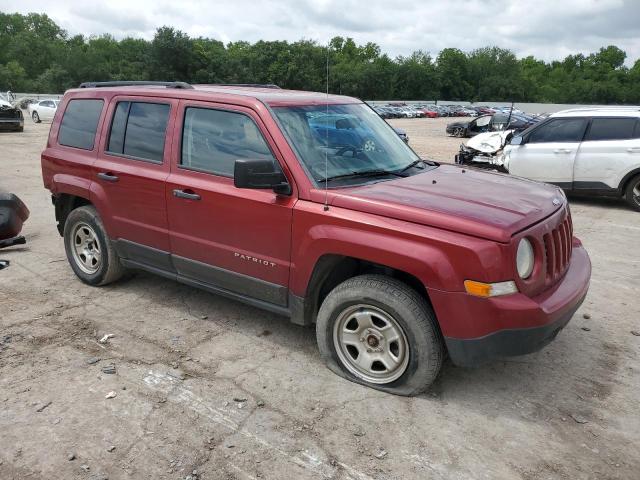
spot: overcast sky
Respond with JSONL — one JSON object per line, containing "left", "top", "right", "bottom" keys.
{"left": 5, "top": 0, "right": 640, "bottom": 64}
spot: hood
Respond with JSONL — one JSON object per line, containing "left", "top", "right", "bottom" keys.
{"left": 329, "top": 164, "right": 563, "bottom": 242}
{"left": 466, "top": 130, "right": 513, "bottom": 154}
{"left": 393, "top": 127, "right": 407, "bottom": 135}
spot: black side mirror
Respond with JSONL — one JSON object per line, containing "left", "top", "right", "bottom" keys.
{"left": 234, "top": 159, "right": 291, "bottom": 195}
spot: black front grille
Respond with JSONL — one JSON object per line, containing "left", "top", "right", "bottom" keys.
{"left": 543, "top": 213, "right": 573, "bottom": 286}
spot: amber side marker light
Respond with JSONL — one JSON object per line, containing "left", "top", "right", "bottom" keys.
{"left": 464, "top": 280, "right": 518, "bottom": 298}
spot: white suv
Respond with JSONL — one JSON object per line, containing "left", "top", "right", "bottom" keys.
{"left": 503, "top": 108, "right": 640, "bottom": 211}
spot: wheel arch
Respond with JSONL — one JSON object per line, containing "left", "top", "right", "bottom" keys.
{"left": 619, "top": 167, "right": 640, "bottom": 194}
{"left": 53, "top": 193, "right": 93, "bottom": 236}
{"left": 294, "top": 254, "right": 436, "bottom": 327}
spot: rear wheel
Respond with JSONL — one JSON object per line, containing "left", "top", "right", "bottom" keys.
{"left": 624, "top": 174, "right": 640, "bottom": 211}
{"left": 316, "top": 274, "right": 443, "bottom": 396}
{"left": 63, "top": 206, "right": 126, "bottom": 285}
{"left": 32, "top": 111, "right": 40, "bottom": 123}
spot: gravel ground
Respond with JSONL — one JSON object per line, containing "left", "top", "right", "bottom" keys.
{"left": 1, "top": 118, "right": 639, "bottom": 480}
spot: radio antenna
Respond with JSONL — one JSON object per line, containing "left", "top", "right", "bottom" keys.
{"left": 323, "top": 42, "right": 330, "bottom": 212}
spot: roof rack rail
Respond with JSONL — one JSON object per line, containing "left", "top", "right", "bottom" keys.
{"left": 213, "top": 83, "right": 281, "bottom": 89}
{"left": 79, "top": 81, "right": 194, "bottom": 89}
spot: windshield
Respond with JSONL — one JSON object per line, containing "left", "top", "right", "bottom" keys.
{"left": 272, "top": 103, "right": 422, "bottom": 186}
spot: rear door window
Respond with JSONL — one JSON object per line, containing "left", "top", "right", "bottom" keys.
{"left": 584, "top": 118, "right": 638, "bottom": 141}
{"left": 527, "top": 118, "right": 587, "bottom": 143}
{"left": 58, "top": 99, "right": 104, "bottom": 150}
{"left": 107, "top": 101, "right": 170, "bottom": 163}
{"left": 180, "top": 107, "right": 275, "bottom": 176}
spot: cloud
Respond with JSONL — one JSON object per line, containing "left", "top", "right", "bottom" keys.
{"left": 4, "top": 0, "right": 640, "bottom": 64}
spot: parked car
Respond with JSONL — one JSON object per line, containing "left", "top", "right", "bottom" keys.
{"left": 416, "top": 105, "right": 439, "bottom": 118}
{"left": 373, "top": 106, "right": 393, "bottom": 119}
{"left": 382, "top": 107, "right": 402, "bottom": 118}
{"left": 384, "top": 106, "right": 406, "bottom": 118}
{"left": 41, "top": 81, "right": 591, "bottom": 395}
{"left": 393, "top": 127, "right": 409, "bottom": 143}
{"left": 447, "top": 113, "right": 540, "bottom": 138}
{"left": 435, "top": 105, "right": 455, "bottom": 117}
{"left": 28, "top": 99, "right": 60, "bottom": 123}
{"left": 473, "top": 106, "right": 496, "bottom": 115}
{"left": 504, "top": 108, "right": 640, "bottom": 211}
{"left": 0, "top": 99, "right": 24, "bottom": 132}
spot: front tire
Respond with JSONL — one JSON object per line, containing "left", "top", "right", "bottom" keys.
{"left": 32, "top": 111, "right": 40, "bottom": 123}
{"left": 624, "top": 174, "right": 640, "bottom": 212}
{"left": 63, "top": 206, "right": 126, "bottom": 286}
{"left": 316, "top": 274, "right": 444, "bottom": 396}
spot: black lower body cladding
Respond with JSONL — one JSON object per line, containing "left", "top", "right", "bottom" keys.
{"left": 444, "top": 292, "right": 586, "bottom": 367}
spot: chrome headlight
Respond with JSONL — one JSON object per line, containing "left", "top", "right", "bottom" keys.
{"left": 516, "top": 238, "right": 534, "bottom": 279}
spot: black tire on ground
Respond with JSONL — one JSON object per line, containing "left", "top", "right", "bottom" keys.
{"left": 32, "top": 111, "right": 40, "bottom": 123}
{"left": 623, "top": 174, "right": 640, "bottom": 212}
{"left": 316, "top": 274, "right": 444, "bottom": 396}
{"left": 63, "top": 205, "right": 126, "bottom": 286}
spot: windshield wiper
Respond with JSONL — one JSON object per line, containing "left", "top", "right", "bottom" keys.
{"left": 397, "top": 158, "right": 437, "bottom": 172}
{"left": 317, "top": 169, "right": 404, "bottom": 184}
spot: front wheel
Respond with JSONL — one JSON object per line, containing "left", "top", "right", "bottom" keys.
{"left": 316, "top": 274, "right": 444, "bottom": 396}
{"left": 624, "top": 174, "right": 640, "bottom": 212}
{"left": 32, "top": 111, "right": 40, "bottom": 123}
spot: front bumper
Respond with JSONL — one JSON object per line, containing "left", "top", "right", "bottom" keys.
{"left": 0, "top": 118, "right": 24, "bottom": 130}
{"left": 429, "top": 244, "right": 591, "bottom": 366}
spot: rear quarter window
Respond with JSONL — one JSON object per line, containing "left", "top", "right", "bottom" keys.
{"left": 585, "top": 117, "right": 639, "bottom": 141}
{"left": 58, "top": 99, "right": 104, "bottom": 150}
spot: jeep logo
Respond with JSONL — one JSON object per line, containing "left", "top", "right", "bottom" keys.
{"left": 234, "top": 252, "right": 276, "bottom": 267}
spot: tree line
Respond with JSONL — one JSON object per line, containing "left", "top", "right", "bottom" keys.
{"left": 1, "top": 12, "right": 639, "bottom": 103}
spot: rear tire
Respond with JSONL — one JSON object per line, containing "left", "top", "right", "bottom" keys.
{"left": 453, "top": 127, "right": 465, "bottom": 137}
{"left": 624, "top": 174, "right": 640, "bottom": 212}
{"left": 316, "top": 274, "right": 444, "bottom": 396}
{"left": 32, "top": 111, "right": 40, "bottom": 123}
{"left": 63, "top": 206, "right": 126, "bottom": 286}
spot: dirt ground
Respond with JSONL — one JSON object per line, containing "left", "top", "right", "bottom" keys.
{"left": 1, "top": 117, "right": 639, "bottom": 480}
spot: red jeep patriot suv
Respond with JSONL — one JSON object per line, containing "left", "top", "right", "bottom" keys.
{"left": 41, "top": 82, "right": 591, "bottom": 395}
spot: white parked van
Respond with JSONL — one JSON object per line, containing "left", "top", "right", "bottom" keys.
{"left": 503, "top": 108, "right": 640, "bottom": 211}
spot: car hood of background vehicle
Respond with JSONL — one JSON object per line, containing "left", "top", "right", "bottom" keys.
{"left": 329, "top": 164, "right": 563, "bottom": 242}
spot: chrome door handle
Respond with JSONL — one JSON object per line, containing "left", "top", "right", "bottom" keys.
{"left": 97, "top": 172, "right": 119, "bottom": 182}
{"left": 627, "top": 147, "right": 640, "bottom": 153}
{"left": 173, "top": 189, "right": 201, "bottom": 201}
{"left": 553, "top": 148, "right": 572, "bottom": 154}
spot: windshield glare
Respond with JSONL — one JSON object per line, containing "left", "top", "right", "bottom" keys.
{"left": 272, "top": 103, "right": 420, "bottom": 185}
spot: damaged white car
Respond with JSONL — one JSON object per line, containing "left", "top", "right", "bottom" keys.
{"left": 454, "top": 129, "right": 512, "bottom": 173}
{"left": 455, "top": 108, "right": 640, "bottom": 212}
